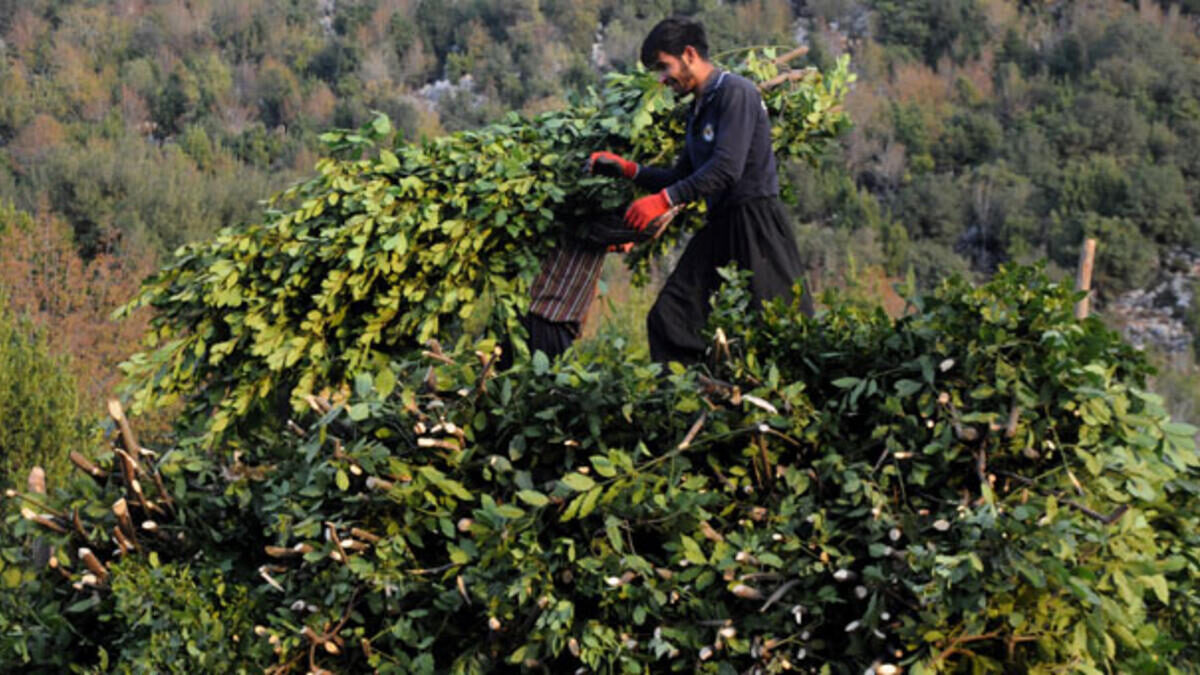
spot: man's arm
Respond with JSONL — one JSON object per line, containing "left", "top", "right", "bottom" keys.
{"left": 663, "top": 83, "right": 758, "bottom": 205}
{"left": 633, "top": 151, "right": 692, "bottom": 193}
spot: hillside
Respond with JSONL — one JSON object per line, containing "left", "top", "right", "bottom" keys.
{"left": 4, "top": 0, "right": 1200, "bottom": 438}
{"left": 1, "top": 0, "right": 1197, "bottom": 298}
{"left": 3, "top": 5, "right": 1200, "bottom": 671}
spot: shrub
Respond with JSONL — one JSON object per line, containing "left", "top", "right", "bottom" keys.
{"left": 5, "top": 265, "right": 1198, "bottom": 673}
{"left": 0, "top": 294, "right": 87, "bottom": 488}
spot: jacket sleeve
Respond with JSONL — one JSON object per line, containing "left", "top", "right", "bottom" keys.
{"left": 663, "top": 82, "right": 758, "bottom": 205}
{"left": 634, "top": 151, "right": 692, "bottom": 193}
{"left": 571, "top": 212, "right": 654, "bottom": 248}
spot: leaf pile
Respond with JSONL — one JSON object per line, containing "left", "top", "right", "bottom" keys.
{"left": 7, "top": 265, "right": 1199, "bottom": 673}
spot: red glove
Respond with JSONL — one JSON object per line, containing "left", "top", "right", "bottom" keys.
{"left": 587, "top": 151, "right": 638, "bottom": 179}
{"left": 624, "top": 190, "right": 673, "bottom": 232}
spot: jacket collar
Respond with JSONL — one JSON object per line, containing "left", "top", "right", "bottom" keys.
{"left": 693, "top": 69, "right": 726, "bottom": 114}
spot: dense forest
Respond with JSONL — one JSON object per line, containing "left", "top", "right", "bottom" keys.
{"left": 0, "top": 0, "right": 1194, "bottom": 275}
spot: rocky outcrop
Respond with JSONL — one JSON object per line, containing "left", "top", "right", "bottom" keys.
{"left": 1105, "top": 249, "right": 1198, "bottom": 357}
{"left": 317, "top": 0, "right": 336, "bottom": 38}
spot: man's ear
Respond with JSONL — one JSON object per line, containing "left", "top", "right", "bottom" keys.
{"left": 681, "top": 45, "right": 698, "bottom": 65}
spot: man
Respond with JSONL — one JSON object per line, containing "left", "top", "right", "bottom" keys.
{"left": 587, "top": 16, "right": 812, "bottom": 364}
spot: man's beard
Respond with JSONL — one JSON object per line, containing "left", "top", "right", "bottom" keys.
{"left": 670, "top": 63, "right": 694, "bottom": 93}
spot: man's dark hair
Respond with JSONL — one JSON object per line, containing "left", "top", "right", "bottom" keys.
{"left": 640, "top": 16, "right": 709, "bottom": 68}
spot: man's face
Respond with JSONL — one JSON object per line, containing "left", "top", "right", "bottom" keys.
{"left": 654, "top": 48, "right": 699, "bottom": 95}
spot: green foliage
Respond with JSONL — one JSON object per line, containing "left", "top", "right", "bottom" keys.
{"left": 116, "top": 53, "right": 853, "bottom": 446}
{"left": 0, "top": 519, "right": 78, "bottom": 671}
{"left": 102, "top": 559, "right": 266, "bottom": 673}
{"left": 785, "top": 1, "right": 1200, "bottom": 294}
{"left": 0, "top": 292, "right": 87, "bottom": 488}
{"left": 869, "top": 0, "right": 989, "bottom": 65}
{"left": 7, "top": 265, "right": 1198, "bottom": 672}
{"left": 10, "top": 0, "right": 1200, "bottom": 299}
{"left": 19, "top": 135, "right": 282, "bottom": 258}
{"left": 712, "top": 264, "right": 1200, "bottom": 671}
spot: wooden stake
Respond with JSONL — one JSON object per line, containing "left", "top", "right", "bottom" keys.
{"left": 326, "top": 522, "right": 349, "bottom": 565}
{"left": 771, "top": 45, "right": 810, "bottom": 67}
{"left": 148, "top": 468, "right": 176, "bottom": 514}
{"left": 350, "top": 527, "right": 381, "bottom": 543}
{"left": 70, "top": 451, "right": 107, "bottom": 481}
{"left": 21, "top": 508, "right": 67, "bottom": 534}
{"left": 112, "top": 499, "right": 142, "bottom": 553}
{"left": 760, "top": 68, "right": 818, "bottom": 91}
{"left": 78, "top": 548, "right": 108, "bottom": 582}
{"left": 1075, "top": 238, "right": 1097, "bottom": 320}
{"left": 107, "top": 399, "right": 141, "bottom": 458}
{"left": 27, "top": 466, "right": 46, "bottom": 495}
{"left": 72, "top": 509, "right": 90, "bottom": 540}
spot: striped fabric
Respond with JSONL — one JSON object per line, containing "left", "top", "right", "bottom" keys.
{"left": 527, "top": 243, "right": 606, "bottom": 328}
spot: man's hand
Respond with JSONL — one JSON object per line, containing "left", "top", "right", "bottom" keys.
{"left": 624, "top": 190, "right": 673, "bottom": 232}
{"left": 607, "top": 241, "right": 634, "bottom": 254}
{"left": 586, "top": 151, "right": 638, "bottom": 179}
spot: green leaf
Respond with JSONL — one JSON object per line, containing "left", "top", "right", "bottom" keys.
{"left": 560, "top": 493, "right": 584, "bottom": 522}
{"left": 336, "top": 469, "right": 350, "bottom": 491}
{"left": 418, "top": 466, "right": 474, "bottom": 501}
{"left": 516, "top": 490, "right": 550, "bottom": 507}
{"left": 375, "top": 368, "right": 397, "bottom": 398}
{"left": 589, "top": 455, "right": 618, "bottom": 478}
{"left": 532, "top": 350, "right": 550, "bottom": 375}
{"left": 832, "top": 377, "right": 860, "bottom": 389}
{"left": 579, "top": 487, "right": 603, "bottom": 519}
{"left": 680, "top": 535, "right": 706, "bottom": 565}
{"left": 759, "top": 552, "right": 784, "bottom": 568}
{"left": 562, "top": 472, "right": 596, "bottom": 492}
{"left": 1144, "top": 574, "right": 1169, "bottom": 604}
{"left": 380, "top": 149, "right": 400, "bottom": 171}
{"left": 66, "top": 594, "right": 101, "bottom": 613}
{"left": 1164, "top": 421, "right": 1198, "bottom": 437}
{"left": 968, "top": 385, "right": 995, "bottom": 400}
{"left": 496, "top": 504, "right": 526, "bottom": 519}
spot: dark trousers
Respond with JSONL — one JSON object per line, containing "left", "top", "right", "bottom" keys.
{"left": 647, "top": 196, "right": 812, "bottom": 364}
{"left": 525, "top": 314, "right": 577, "bottom": 358}
{"left": 498, "top": 314, "right": 579, "bottom": 370}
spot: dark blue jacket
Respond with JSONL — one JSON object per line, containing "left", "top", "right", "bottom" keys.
{"left": 635, "top": 69, "right": 779, "bottom": 213}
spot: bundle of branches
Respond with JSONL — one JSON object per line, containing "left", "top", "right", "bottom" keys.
{"left": 115, "top": 50, "right": 852, "bottom": 445}
{"left": 8, "top": 266, "right": 1199, "bottom": 672}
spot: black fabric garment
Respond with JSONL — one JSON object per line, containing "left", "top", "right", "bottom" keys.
{"left": 498, "top": 314, "right": 579, "bottom": 370}
{"left": 635, "top": 70, "right": 778, "bottom": 213}
{"left": 572, "top": 211, "right": 657, "bottom": 248}
{"left": 525, "top": 313, "right": 577, "bottom": 357}
{"left": 647, "top": 196, "right": 812, "bottom": 364}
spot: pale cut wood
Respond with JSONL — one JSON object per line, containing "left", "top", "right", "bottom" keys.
{"left": 78, "top": 548, "right": 108, "bottom": 582}
{"left": 107, "top": 399, "right": 141, "bottom": 458}
{"left": 772, "top": 45, "right": 810, "bottom": 66}
{"left": 70, "top": 451, "right": 106, "bottom": 479}
{"left": 27, "top": 466, "right": 45, "bottom": 495}
{"left": 1075, "top": 238, "right": 1097, "bottom": 320}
